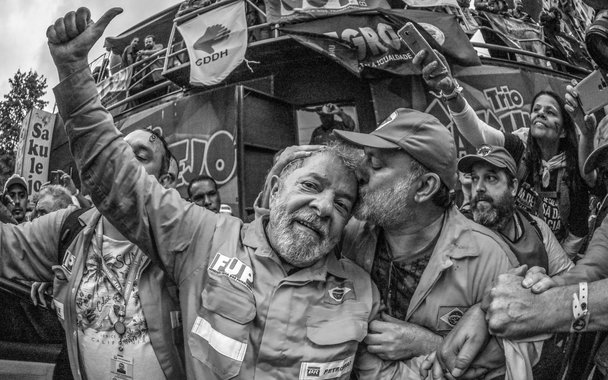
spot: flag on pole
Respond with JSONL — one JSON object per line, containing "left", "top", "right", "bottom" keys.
{"left": 177, "top": 0, "right": 247, "bottom": 86}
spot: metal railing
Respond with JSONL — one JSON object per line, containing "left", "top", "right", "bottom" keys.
{"left": 95, "top": 6, "right": 591, "bottom": 112}
{"left": 472, "top": 41, "right": 592, "bottom": 76}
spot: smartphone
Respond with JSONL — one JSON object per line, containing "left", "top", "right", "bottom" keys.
{"left": 575, "top": 69, "right": 608, "bottom": 115}
{"left": 397, "top": 22, "right": 446, "bottom": 72}
{"left": 50, "top": 171, "right": 61, "bottom": 185}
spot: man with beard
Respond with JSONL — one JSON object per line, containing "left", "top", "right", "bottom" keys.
{"left": 333, "top": 109, "right": 541, "bottom": 378}
{"left": 458, "top": 144, "right": 573, "bottom": 275}
{"left": 136, "top": 34, "right": 164, "bottom": 83}
{"left": 45, "top": 8, "right": 384, "bottom": 379}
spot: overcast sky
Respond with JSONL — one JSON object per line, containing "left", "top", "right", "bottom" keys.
{"left": 0, "top": 0, "right": 180, "bottom": 111}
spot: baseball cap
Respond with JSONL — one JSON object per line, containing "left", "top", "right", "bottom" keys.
{"left": 584, "top": 143, "right": 608, "bottom": 174}
{"left": 3, "top": 174, "right": 27, "bottom": 194}
{"left": 458, "top": 145, "right": 517, "bottom": 177}
{"left": 333, "top": 108, "right": 457, "bottom": 189}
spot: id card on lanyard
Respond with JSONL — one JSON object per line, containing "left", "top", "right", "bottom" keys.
{"left": 110, "top": 354, "right": 134, "bottom": 379}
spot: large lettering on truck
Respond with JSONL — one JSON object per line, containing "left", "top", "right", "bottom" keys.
{"left": 117, "top": 87, "right": 239, "bottom": 209}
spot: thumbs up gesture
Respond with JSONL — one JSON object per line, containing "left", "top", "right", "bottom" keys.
{"left": 47, "top": 7, "right": 123, "bottom": 79}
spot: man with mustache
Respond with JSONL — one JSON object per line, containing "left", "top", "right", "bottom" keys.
{"left": 458, "top": 144, "right": 573, "bottom": 276}
{"left": 333, "top": 110, "right": 541, "bottom": 378}
{"left": 46, "top": 7, "right": 383, "bottom": 379}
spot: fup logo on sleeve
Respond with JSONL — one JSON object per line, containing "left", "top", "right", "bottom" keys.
{"left": 208, "top": 252, "right": 254, "bottom": 291}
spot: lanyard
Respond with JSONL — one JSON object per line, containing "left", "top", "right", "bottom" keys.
{"left": 91, "top": 220, "right": 143, "bottom": 350}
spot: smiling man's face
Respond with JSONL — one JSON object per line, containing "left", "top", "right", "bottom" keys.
{"left": 267, "top": 151, "right": 357, "bottom": 268}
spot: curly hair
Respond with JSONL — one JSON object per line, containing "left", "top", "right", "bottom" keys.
{"left": 525, "top": 91, "right": 583, "bottom": 193}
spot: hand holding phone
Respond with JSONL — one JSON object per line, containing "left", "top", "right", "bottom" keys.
{"left": 50, "top": 171, "right": 62, "bottom": 185}
{"left": 573, "top": 70, "right": 608, "bottom": 115}
{"left": 398, "top": 23, "right": 446, "bottom": 73}
{"left": 402, "top": 22, "right": 456, "bottom": 96}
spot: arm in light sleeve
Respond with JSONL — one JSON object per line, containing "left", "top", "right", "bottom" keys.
{"left": 450, "top": 99, "right": 505, "bottom": 148}
{"left": 53, "top": 67, "right": 219, "bottom": 284}
{"left": 533, "top": 216, "right": 574, "bottom": 276}
{"left": 554, "top": 216, "right": 608, "bottom": 285}
{"left": 0, "top": 207, "right": 72, "bottom": 282}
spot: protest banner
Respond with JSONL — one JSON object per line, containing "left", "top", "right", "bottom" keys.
{"left": 14, "top": 109, "right": 56, "bottom": 196}
{"left": 96, "top": 66, "right": 133, "bottom": 112}
{"left": 280, "top": 9, "right": 479, "bottom": 78}
{"left": 265, "top": 0, "right": 390, "bottom": 23}
{"left": 177, "top": 0, "right": 247, "bottom": 86}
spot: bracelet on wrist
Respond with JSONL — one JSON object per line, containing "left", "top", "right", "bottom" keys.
{"left": 571, "top": 282, "right": 589, "bottom": 332}
{"left": 429, "top": 80, "right": 463, "bottom": 102}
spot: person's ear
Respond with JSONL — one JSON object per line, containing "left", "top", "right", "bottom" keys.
{"left": 270, "top": 175, "right": 281, "bottom": 201}
{"left": 511, "top": 177, "right": 519, "bottom": 197}
{"left": 159, "top": 173, "right": 172, "bottom": 188}
{"left": 414, "top": 173, "right": 441, "bottom": 203}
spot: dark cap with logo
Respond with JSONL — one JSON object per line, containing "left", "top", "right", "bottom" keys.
{"left": 584, "top": 143, "right": 608, "bottom": 174}
{"left": 458, "top": 145, "right": 517, "bottom": 177}
{"left": 3, "top": 174, "right": 27, "bottom": 195}
{"left": 333, "top": 108, "right": 457, "bottom": 189}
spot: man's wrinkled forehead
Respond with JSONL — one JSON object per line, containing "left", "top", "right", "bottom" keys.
{"left": 290, "top": 152, "right": 357, "bottom": 199}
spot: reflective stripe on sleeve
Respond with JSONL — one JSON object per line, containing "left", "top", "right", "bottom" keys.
{"left": 191, "top": 316, "right": 247, "bottom": 362}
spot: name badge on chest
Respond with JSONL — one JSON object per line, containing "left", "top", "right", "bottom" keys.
{"left": 110, "top": 354, "right": 133, "bottom": 379}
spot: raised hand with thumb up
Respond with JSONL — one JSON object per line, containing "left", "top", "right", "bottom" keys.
{"left": 47, "top": 7, "right": 123, "bottom": 80}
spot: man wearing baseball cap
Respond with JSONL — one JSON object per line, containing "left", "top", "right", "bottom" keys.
{"left": 333, "top": 109, "right": 536, "bottom": 378}
{"left": 458, "top": 145, "right": 573, "bottom": 275}
{"left": 443, "top": 143, "right": 608, "bottom": 379}
{"left": 3, "top": 174, "right": 29, "bottom": 223}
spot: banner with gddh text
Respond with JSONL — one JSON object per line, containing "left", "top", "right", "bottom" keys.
{"left": 14, "top": 108, "right": 55, "bottom": 196}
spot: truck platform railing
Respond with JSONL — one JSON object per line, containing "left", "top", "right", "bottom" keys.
{"left": 95, "top": 2, "right": 591, "bottom": 114}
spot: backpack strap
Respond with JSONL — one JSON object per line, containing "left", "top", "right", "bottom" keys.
{"left": 57, "top": 207, "right": 91, "bottom": 264}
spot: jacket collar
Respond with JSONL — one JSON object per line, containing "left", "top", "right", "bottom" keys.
{"left": 243, "top": 216, "right": 349, "bottom": 280}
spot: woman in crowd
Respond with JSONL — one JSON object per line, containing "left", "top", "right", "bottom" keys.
{"left": 414, "top": 50, "right": 596, "bottom": 257}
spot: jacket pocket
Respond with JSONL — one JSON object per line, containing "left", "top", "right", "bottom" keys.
{"left": 188, "top": 277, "right": 255, "bottom": 379}
{"left": 302, "top": 315, "right": 367, "bottom": 380}
{"left": 300, "top": 304, "right": 368, "bottom": 380}
{"left": 307, "top": 317, "right": 367, "bottom": 346}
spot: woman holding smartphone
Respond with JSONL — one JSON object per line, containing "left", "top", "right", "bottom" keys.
{"left": 413, "top": 50, "right": 596, "bottom": 257}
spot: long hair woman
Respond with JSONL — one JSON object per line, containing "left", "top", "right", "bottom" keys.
{"left": 414, "top": 50, "right": 595, "bottom": 257}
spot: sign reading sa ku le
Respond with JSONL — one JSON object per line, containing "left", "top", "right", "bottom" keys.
{"left": 14, "top": 108, "right": 55, "bottom": 196}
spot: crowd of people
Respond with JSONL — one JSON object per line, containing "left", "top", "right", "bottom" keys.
{"left": 1, "top": 3, "right": 608, "bottom": 380}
